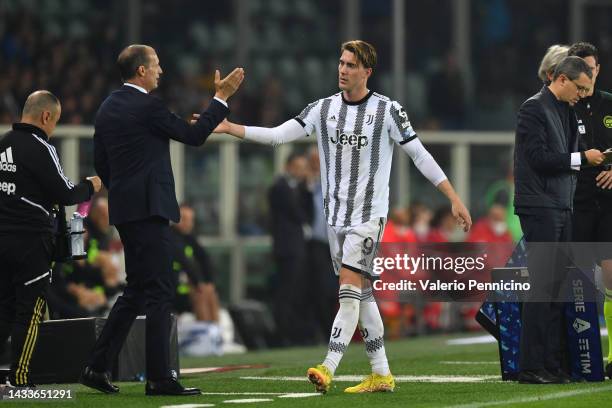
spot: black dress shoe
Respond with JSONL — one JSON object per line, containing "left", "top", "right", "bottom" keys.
{"left": 145, "top": 378, "right": 201, "bottom": 396}
{"left": 606, "top": 362, "right": 612, "bottom": 380}
{"left": 79, "top": 366, "right": 119, "bottom": 394}
{"left": 546, "top": 368, "right": 572, "bottom": 384}
{"left": 518, "top": 369, "right": 558, "bottom": 384}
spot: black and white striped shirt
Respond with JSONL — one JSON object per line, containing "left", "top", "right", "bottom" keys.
{"left": 296, "top": 90, "right": 419, "bottom": 227}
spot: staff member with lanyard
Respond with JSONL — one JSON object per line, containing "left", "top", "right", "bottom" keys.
{"left": 0, "top": 90, "right": 101, "bottom": 388}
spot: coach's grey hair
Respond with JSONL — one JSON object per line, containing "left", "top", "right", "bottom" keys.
{"left": 538, "top": 44, "right": 569, "bottom": 84}
{"left": 552, "top": 56, "right": 593, "bottom": 81}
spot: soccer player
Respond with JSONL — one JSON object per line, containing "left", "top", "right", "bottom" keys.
{"left": 209, "top": 40, "right": 472, "bottom": 393}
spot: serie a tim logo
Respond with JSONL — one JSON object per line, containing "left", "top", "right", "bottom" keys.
{"left": 330, "top": 129, "right": 368, "bottom": 150}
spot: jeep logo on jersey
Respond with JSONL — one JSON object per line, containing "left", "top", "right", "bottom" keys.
{"left": 330, "top": 129, "right": 368, "bottom": 150}
{"left": 0, "top": 182, "right": 16, "bottom": 195}
{"left": 0, "top": 147, "right": 17, "bottom": 172}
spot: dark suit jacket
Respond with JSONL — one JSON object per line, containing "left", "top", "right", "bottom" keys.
{"left": 514, "top": 86, "right": 580, "bottom": 211}
{"left": 94, "top": 85, "right": 228, "bottom": 225}
{"left": 268, "top": 175, "right": 313, "bottom": 258}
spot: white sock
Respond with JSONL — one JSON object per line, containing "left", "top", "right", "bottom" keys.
{"left": 322, "top": 284, "right": 361, "bottom": 375}
{"left": 358, "top": 287, "right": 390, "bottom": 376}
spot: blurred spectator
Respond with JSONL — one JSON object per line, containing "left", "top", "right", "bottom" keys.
{"left": 408, "top": 201, "right": 433, "bottom": 242}
{"left": 299, "top": 146, "right": 338, "bottom": 344}
{"left": 382, "top": 207, "right": 417, "bottom": 243}
{"left": 426, "top": 206, "right": 461, "bottom": 242}
{"left": 268, "top": 151, "right": 312, "bottom": 345}
{"left": 427, "top": 53, "right": 466, "bottom": 129}
{"left": 466, "top": 204, "right": 513, "bottom": 244}
{"left": 171, "top": 204, "right": 223, "bottom": 356}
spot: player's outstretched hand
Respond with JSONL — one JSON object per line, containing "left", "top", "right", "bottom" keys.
{"left": 87, "top": 176, "right": 102, "bottom": 193}
{"left": 213, "top": 119, "right": 231, "bottom": 134}
{"left": 214, "top": 68, "right": 245, "bottom": 102}
{"left": 451, "top": 199, "right": 472, "bottom": 232}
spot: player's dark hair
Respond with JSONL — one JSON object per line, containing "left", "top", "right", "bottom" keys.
{"left": 341, "top": 40, "right": 377, "bottom": 70}
{"left": 568, "top": 42, "right": 599, "bottom": 65}
{"left": 286, "top": 151, "right": 305, "bottom": 166}
{"left": 117, "top": 44, "right": 153, "bottom": 81}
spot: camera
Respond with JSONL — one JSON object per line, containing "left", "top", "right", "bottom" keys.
{"left": 51, "top": 205, "right": 87, "bottom": 262}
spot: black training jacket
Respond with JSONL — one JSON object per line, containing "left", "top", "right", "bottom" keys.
{"left": 0, "top": 123, "right": 93, "bottom": 233}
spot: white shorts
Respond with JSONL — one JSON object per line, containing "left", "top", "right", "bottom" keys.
{"left": 327, "top": 217, "right": 386, "bottom": 280}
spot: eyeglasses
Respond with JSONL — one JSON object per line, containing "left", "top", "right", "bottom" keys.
{"left": 570, "top": 80, "right": 590, "bottom": 95}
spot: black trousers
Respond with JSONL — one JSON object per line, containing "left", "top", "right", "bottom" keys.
{"left": 88, "top": 217, "right": 174, "bottom": 381}
{"left": 0, "top": 232, "right": 53, "bottom": 386}
{"left": 517, "top": 208, "right": 572, "bottom": 371}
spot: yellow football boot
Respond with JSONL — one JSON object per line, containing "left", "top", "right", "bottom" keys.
{"left": 344, "top": 373, "right": 395, "bottom": 393}
{"left": 306, "top": 364, "right": 333, "bottom": 394}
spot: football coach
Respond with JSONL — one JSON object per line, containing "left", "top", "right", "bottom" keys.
{"left": 80, "top": 44, "right": 244, "bottom": 396}
{"left": 513, "top": 56, "right": 602, "bottom": 384}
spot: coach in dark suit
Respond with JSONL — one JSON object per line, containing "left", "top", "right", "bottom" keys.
{"left": 514, "top": 56, "right": 601, "bottom": 384}
{"left": 80, "top": 44, "right": 244, "bottom": 396}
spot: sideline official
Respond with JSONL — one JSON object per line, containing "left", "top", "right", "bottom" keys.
{"left": 514, "top": 56, "right": 602, "bottom": 384}
{"left": 80, "top": 44, "right": 243, "bottom": 396}
{"left": 0, "top": 90, "right": 101, "bottom": 387}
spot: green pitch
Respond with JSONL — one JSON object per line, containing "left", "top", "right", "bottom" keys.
{"left": 2, "top": 334, "right": 611, "bottom": 407}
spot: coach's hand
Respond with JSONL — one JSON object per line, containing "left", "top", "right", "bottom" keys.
{"left": 585, "top": 148, "right": 605, "bottom": 166}
{"left": 214, "top": 68, "right": 245, "bottom": 101}
{"left": 87, "top": 176, "right": 102, "bottom": 193}
{"left": 451, "top": 198, "right": 472, "bottom": 232}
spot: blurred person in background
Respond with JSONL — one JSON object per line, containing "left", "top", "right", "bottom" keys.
{"left": 538, "top": 44, "right": 570, "bottom": 85}
{"left": 426, "top": 206, "right": 462, "bottom": 243}
{"left": 267, "top": 151, "right": 313, "bottom": 346}
{"left": 567, "top": 42, "right": 612, "bottom": 379}
{"left": 408, "top": 201, "right": 433, "bottom": 242}
{"left": 211, "top": 40, "right": 471, "bottom": 394}
{"left": 304, "top": 146, "right": 338, "bottom": 343}
{"left": 466, "top": 204, "right": 513, "bottom": 244}
{"left": 171, "top": 203, "right": 222, "bottom": 356}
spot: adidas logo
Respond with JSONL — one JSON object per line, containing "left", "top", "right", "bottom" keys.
{"left": 0, "top": 147, "right": 17, "bottom": 173}
{"left": 328, "top": 115, "right": 337, "bottom": 122}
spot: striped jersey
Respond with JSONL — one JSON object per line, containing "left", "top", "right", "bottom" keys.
{"left": 294, "top": 90, "right": 417, "bottom": 227}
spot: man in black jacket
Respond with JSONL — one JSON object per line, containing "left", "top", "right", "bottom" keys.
{"left": 268, "top": 151, "right": 313, "bottom": 345}
{"left": 80, "top": 44, "right": 243, "bottom": 396}
{"left": 514, "top": 56, "right": 603, "bottom": 384}
{"left": 0, "top": 90, "right": 101, "bottom": 387}
{"left": 567, "top": 42, "right": 612, "bottom": 378}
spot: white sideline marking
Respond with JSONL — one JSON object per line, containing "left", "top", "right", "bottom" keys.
{"left": 240, "top": 375, "right": 499, "bottom": 383}
{"left": 201, "top": 392, "right": 319, "bottom": 398}
{"left": 182, "top": 367, "right": 223, "bottom": 374}
{"left": 161, "top": 405, "right": 215, "bottom": 408}
{"left": 223, "top": 399, "right": 273, "bottom": 404}
{"left": 278, "top": 393, "right": 321, "bottom": 398}
{"left": 440, "top": 361, "right": 498, "bottom": 365}
{"left": 446, "top": 335, "right": 496, "bottom": 345}
{"left": 447, "top": 385, "right": 612, "bottom": 408}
